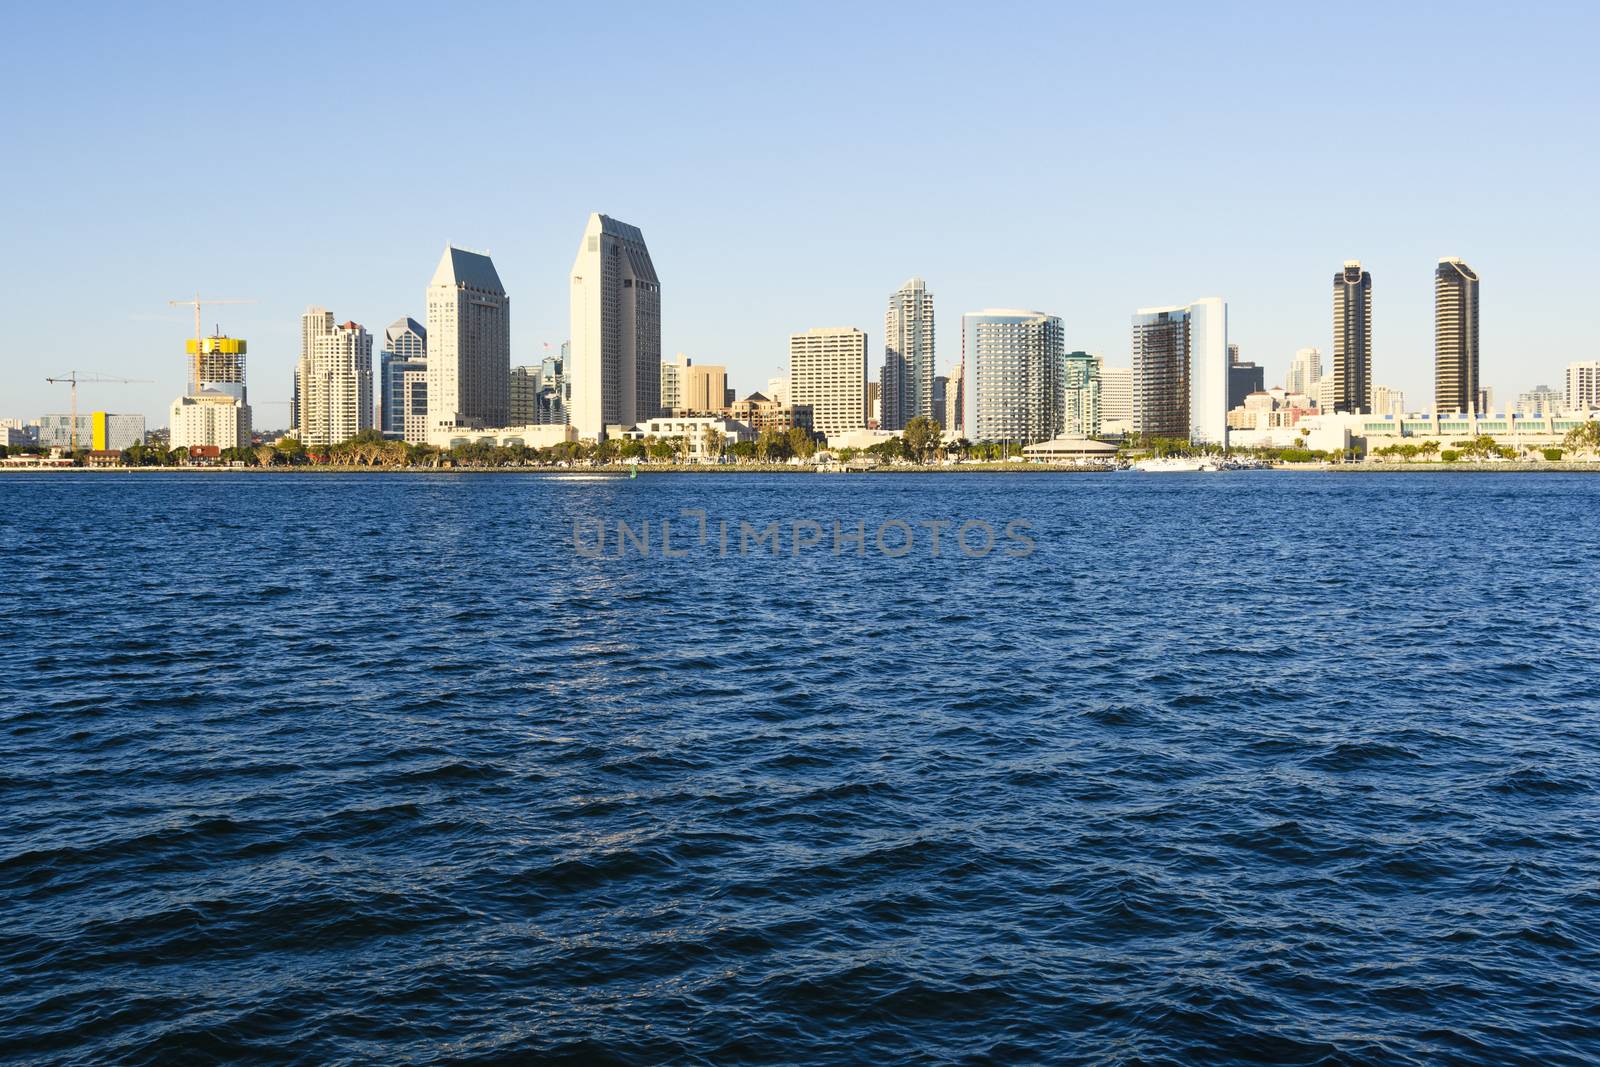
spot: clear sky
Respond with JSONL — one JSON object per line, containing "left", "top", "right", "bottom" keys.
{"left": 3, "top": 1, "right": 1596, "bottom": 425}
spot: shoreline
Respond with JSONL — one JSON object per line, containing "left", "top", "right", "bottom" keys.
{"left": 6, "top": 461, "right": 1600, "bottom": 475}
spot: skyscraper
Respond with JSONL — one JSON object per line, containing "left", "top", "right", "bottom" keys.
{"left": 295, "top": 306, "right": 333, "bottom": 437}
{"left": 569, "top": 214, "right": 661, "bottom": 439}
{"left": 1131, "top": 306, "right": 1200, "bottom": 440}
{"left": 961, "top": 310, "right": 1065, "bottom": 444}
{"left": 1062, "top": 350, "right": 1102, "bottom": 436}
{"left": 299, "top": 320, "right": 373, "bottom": 445}
{"left": 1332, "top": 261, "right": 1373, "bottom": 413}
{"left": 1434, "top": 257, "right": 1481, "bottom": 414}
{"left": 1127, "top": 299, "right": 1229, "bottom": 443}
{"left": 882, "top": 278, "right": 935, "bottom": 430}
{"left": 789, "top": 328, "right": 867, "bottom": 442}
{"left": 1286, "top": 347, "right": 1322, "bottom": 397}
{"left": 379, "top": 317, "right": 427, "bottom": 441}
{"left": 426, "top": 247, "right": 510, "bottom": 432}
{"left": 177, "top": 333, "right": 253, "bottom": 450}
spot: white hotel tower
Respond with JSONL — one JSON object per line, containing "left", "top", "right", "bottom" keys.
{"left": 426, "top": 247, "right": 510, "bottom": 432}
{"left": 569, "top": 214, "right": 661, "bottom": 440}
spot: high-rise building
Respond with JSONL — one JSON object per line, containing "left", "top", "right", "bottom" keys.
{"left": 1062, "top": 351, "right": 1102, "bottom": 437}
{"left": 940, "top": 365, "right": 963, "bottom": 432}
{"left": 789, "top": 328, "right": 867, "bottom": 442}
{"left": 1316, "top": 375, "right": 1338, "bottom": 412}
{"left": 1435, "top": 257, "right": 1481, "bottom": 414}
{"left": 660, "top": 353, "right": 691, "bottom": 415}
{"left": 1188, "top": 298, "right": 1229, "bottom": 445}
{"left": 1566, "top": 361, "right": 1600, "bottom": 412}
{"left": 538, "top": 348, "right": 568, "bottom": 425}
{"left": 961, "top": 310, "right": 1065, "bottom": 444}
{"left": 298, "top": 320, "right": 373, "bottom": 445}
{"left": 1228, "top": 360, "right": 1265, "bottom": 412}
{"left": 295, "top": 307, "right": 334, "bottom": 437}
{"left": 867, "top": 381, "right": 881, "bottom": 426}
{"left": 1132, "top": 307, "right": 1187, "bottom": 439}
{"left": 1332, "top": 261, "right": 1373, "bottom": 413}
{"left": 188, "top": 335, "right": 247, "bottom": 402}
{"left": 426, "top": 247, "right": 510, "bottom": 432}
{"left": 659, "top": 354, "right": 727, "bottom": 415}
{"left": 170, "top": 393, "right": 249, "bottom": 451}
{"left": 1515, "top": 384, "right": 1563, "bottom": 417}
{"left": 569, "top": 214, "right": 660, "bottom": 438}
{"left": 931, "top": 375, "right": 948, "bottom": 429}
{"left": 379, "top": 317, "right": 427, "bottom": 441}
{"left": 1099, "top": 365, "right": 1133, "bottom": 431}
{"left": 1228, "top": 343, "right": 1241, "bottom": 366}
{"left": 1373, "top": 385, "right": 1406, "bottom": 417}
{"left": 1132, "top": 300, "right": 1229, "bottom": 443}
{"left": 509, "top": 366, "right": 540, "bottom": 424}
{"left": 882, "top": 278, "right": 935, "bottom": 430}
{"left": 1286, "top": 346, "right": 1322, "bottom": 397}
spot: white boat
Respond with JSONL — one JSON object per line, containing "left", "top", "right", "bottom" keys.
{"left": 1133, "top": 457, "right": 1217, "bottom": 473}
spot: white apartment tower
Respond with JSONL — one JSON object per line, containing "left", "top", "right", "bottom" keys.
{"left": 426, "top": 247, "right": 510, "bottom": 432}
{"left": 790, "top": 328, "right": 867, "bottom": 442}
{"left": 295, "top": 306, "right": 334, "bottom": 435}
{"left": 569, "top": 214, "right": 661, "bottom": 439}
{"left": 299, "top": 320, "right": 373, "bottom": 445}
{"left": 882, "top": 278, "right": 935, "bottom": 430}
{"left": 1568, "top": 362, "right": 1600, "bottom": 412}
{"left": 1286, "top": 347, "right": 1322, "bottom": 397}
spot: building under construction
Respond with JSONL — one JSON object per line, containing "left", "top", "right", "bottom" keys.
{"left": 187, "top": 335, "right": 248, "bottom": 401}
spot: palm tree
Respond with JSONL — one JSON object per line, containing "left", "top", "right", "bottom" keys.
{"left": 701, "top": 424, "right": 723, "bottom": 463}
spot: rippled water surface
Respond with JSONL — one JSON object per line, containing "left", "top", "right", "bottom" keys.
{"left": 3, "top": 471, "right": 1599, "bottom": 1065}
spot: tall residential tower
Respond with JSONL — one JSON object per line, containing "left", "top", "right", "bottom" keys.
{"left": 1434, "top": 257, "right": 1480, "bottom": 414}
{"left": 882, "top": 278, "right": 935, "bottom": 430}
{"left": 961, "top": 310, "right": 1065, "bottom": 444}
{"left": 568, "top": 214, "right": 661, "bottom": 439}
{"left": 1332, "top": 261, "right": 1373, "bottom": 413}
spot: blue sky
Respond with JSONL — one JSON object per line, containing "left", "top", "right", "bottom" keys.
{"left": 2, "top": 1, "right": 1596, "bottom": 424}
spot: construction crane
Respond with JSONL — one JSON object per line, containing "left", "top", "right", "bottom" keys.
{"left": 43, "top": 371, "right": 153, "bottom": 451}
{"left": 168, "top": 292, "right": 256, "bottom": 393}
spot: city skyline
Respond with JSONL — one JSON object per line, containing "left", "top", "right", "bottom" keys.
{"left": 3, "top": 6, "right": 1597, "bottom": 422}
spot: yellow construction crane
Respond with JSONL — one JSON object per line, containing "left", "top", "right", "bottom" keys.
{"left": 43, "top": 371, "right": 153, "bottom": 451}
{"left": 168, "top": 292, "right": 256, "bottom": 393}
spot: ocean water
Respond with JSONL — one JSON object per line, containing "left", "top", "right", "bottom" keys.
{"left": 2, "top": 471, "right": 1598, "bottom": 1065}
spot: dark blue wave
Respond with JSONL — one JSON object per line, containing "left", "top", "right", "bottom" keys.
{"left": 2, "top": 471, "right": 1599, "bottom": 1065}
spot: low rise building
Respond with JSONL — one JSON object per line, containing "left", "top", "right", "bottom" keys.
{"left": 38, "top": 412, "right": 145, "bottom": 450}
{"left": 1230, "top": 409, "right": 1600, "bottom": 456}
{"left": 615, "top": 415, "right": 755, "bottom": 460}
{"left": 427, "top": 423, "right": 577, "bottom": 451}
{"left": 725, "top": 392, "right": 807, "bottom": 434}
